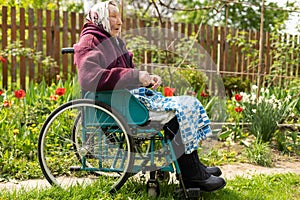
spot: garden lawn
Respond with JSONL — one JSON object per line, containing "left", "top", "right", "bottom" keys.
{"left": 0, "top": 173, "right": 299, "bottom": 200}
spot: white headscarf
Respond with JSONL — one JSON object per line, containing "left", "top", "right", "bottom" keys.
{"left": 86, "top": 1, "right": 117, "bottom": 34}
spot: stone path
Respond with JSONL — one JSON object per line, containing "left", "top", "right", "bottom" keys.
{"left": 1, "top": 160, "right": 299, "bottom": 192}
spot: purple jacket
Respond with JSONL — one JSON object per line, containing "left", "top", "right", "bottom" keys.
{"left": 74, "top": 22, "right": 140, "bottom": 91}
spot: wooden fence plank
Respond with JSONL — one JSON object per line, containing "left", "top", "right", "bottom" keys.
{"left": 254, "top": 30, "right": 260, "bottom": 82}
{"left": 79, "top": 13, "right": 84, "bottom": 32}
{"left": 138, "top": 19, "right": 146, "bottom": 69}
{"left": 1, "top": 6, "right": 8, "bottom": 89}
{"left": 193, "top": 23, "right": 199, "bottom": 66}
{"left": 37, "top": 9, "right": 43, "bottom": 77}
{"left": 206, "top": 25, "right": 212, "bottom": 75}
{"left": 249, "top": 30, "right": 255, "bottom": 81}
{"left": 28, "top": 8, "right": 34, "bottom": 82}
{"left": 71, "top": 12, "right": 77, "bottom": 73}
{"left": 11, "top": 7, "right": 17, "bottom": 84}
{"left": 20, "top": 7, "right": 26, "bottom": 89}
{"left": 295, "top": 35, "right": 300, "bottom": 77}
{"left": 265, "top": 32, "right": 270, "bottom": 75}
{"left": 241, "top": 29, "right": 247, "bottom": 79}
{"left": 212, "top": 26, "right": 218, "bottom": 68}
{"left": 62, "top": 11, "right": 69, "bottom": 78}
{"left": 230, "top": 28, "right": 236, "bottom": 75}
{"left": 54, "top": 10, "right": 60, "bottom": 66}
{"left": 206, "top": 25, "right": 211, "bottom": 60}
{"left": 223, "top": 27, "right": 229, "bottom": 72}
{"left": 290, "top": 34, "right": 295, "bottom": 77}
{"left": 46, "top": 10, "right": 52, "bottom": 57}
{"left": 200, "top": 24, "right": 205, "bottom": 51}
{"left": 219, "top": 26, "right": 225, "bottom": 73}
{"left": 187, "top": 23, "right": 192, "bottom": 37}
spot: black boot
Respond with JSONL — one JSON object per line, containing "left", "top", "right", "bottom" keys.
{"left": 199, "top": 161, "right": 222, "bottom": 177}
{"left": 206, "top": 166, "right": 222, "bottom": 177}
{"left": 177, "top": 151, "right": 226, "bottom": 192}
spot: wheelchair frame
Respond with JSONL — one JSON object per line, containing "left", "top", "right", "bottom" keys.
{"left": 37, "top": 48, "right": 202, "bottom": 199}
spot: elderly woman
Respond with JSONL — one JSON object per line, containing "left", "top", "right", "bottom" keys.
{"left": 73, "top": 0, "right": 226, "bottom": 192}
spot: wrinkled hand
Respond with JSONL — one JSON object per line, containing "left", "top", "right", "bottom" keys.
{"left": 139, "top": 71, "right": 151, "bottom": 87}
{"left": 150, "top": 74, "right": 162, "bottom": 90}
{"left": 139, "top": 71, "right": 162, "bottom": 89}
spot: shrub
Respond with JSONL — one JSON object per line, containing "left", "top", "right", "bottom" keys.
{"left": 242, "top": 86, "right": 298, "bottom": 143}
{"left": 0, "top": 78, "right": 79, "bottom": 180}
{"left": 244, "top": 140, "right": 273, "bottom": 167}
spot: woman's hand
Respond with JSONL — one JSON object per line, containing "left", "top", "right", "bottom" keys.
{"left": 139, "top": 71, "right": 162, "bottom": 89}
{"left": 150, "top": 74, "right": 162, "bottom": 90}
{"left": 139, "top": 71, "right": 151, "bottom": 87}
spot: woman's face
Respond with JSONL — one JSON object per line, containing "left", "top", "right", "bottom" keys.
{"left": 108, "top": 4, "right": 122, "bottom": 37}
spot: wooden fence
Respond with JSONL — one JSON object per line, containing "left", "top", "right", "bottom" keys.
{"left": 1, "top": 6, "right": 300, "bottom": 89}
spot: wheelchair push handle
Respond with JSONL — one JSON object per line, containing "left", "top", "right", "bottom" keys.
{"left": 61, "top": 47, "right": 74, "bottom": 54}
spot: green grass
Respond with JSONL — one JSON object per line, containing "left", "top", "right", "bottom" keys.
{"left": 0, "top": 173, "right": 299, "bottom": 200}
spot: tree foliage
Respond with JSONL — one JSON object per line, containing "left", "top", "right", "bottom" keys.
{"left": 0, "top": 0, "right": 83, "bottom": 12}
{"left": 174, "top": 0, "right": 295, "bottom": 32}
{"left": 124, "top": 0, "right": 298, "bottom": 33}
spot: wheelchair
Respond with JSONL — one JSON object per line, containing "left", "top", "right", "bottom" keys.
{"left": 37, "top": 48, "right": 203, "bottom": 199}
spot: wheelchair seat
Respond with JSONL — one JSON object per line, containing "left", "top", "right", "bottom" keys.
{"left": 83, "top": 89, "right": 175, "bottom": 126}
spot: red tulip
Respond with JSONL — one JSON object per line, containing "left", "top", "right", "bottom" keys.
{"left": 0, "top": 90, "right": 3, "bottom": 96}
{"left": 164, "top": 87, "right": 175, "bottom": 97}
{"left": 3, "top": 100, "right": 11, "bottom": 107}
{"left": 234, "top": 94, "right": 243, "bottom": 102}
{"left": 55, "top": 88, "right": 66, "bottom": 96}
{"left": 0, "top": 55, "right": 6, "bottom": 63}
{"left": 14, "top": 89, "right": 26, "bottom": 99}
{"left": 50, "top": 95, "right": 58, "bottom": 101}
{"left": 200, "top": 90, "right": 209, "bottom": 98}
{"left": 235, "top": 107, "right": 243, "bottom": 113}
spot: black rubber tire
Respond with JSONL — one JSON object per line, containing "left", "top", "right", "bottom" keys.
{"left": 38, "top": 99, "right": 134, "bottom": 193}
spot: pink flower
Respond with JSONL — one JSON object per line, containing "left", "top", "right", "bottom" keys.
{"left": 55, "top": 88, "right": 66, "bottom": 96}
{"left": 234, "top": 94, "right": 243, "bottom": 102}
{"left": 164, "top": 87, "right": 175, "bottom": 97}
{"left": 14, "top": 89, "right": 26, "bottom": 99}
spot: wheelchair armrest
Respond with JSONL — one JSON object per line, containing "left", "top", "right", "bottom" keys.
{"left": 83, "top": 89, "right": 149, "bottom": 125}
{"left": 61, "top": 47, "right": 74, "bottom": 54}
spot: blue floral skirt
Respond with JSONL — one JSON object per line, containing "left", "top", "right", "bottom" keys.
{"left": 131, "top": 88, "right": 212, "bottom": 154}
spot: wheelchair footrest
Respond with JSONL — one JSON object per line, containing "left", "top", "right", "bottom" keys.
{"left": 69, "top": 166, "right": 82, "bottom": 171}
{"left": 174, "top": 188, "right": 202, "bottom": 199}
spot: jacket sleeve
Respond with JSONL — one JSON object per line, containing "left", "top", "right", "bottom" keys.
{"left": 74, "top": 35, "right": 140, "bottom": 91}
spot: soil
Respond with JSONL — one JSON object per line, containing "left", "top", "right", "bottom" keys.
{"left": 201, "top": 137, "right": 300, "bottom": 179}
{"left": 1, "top": 139, "right": 299, "bottom": 192}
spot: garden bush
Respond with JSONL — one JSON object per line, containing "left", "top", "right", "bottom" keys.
{"left": 0, "top": 78, "right": 80, "bottom": 180}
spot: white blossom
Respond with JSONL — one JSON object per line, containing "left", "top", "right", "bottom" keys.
{"left": 251, "top": 85, "right": 258, "bottom": 91}
{"left": 285, "top": 95, "right": 292, "bottom": 101}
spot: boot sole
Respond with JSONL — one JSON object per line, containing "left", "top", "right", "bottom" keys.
{"left": 202, "top": 181, "right": 226, "bottom": 192}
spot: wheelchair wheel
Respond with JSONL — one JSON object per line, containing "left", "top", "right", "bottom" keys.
{"left": 38, "top": 99, "right": 134, "bottom": 192}
{"left": 71, "top": 112, "right": 130, "bottom": 178}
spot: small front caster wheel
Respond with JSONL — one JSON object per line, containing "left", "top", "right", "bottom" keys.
{"left": 147, "top": 179, "right": 160, "bottom": 197}
{"left": 148, "top": 186, "right": 158, "bottom": 197}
